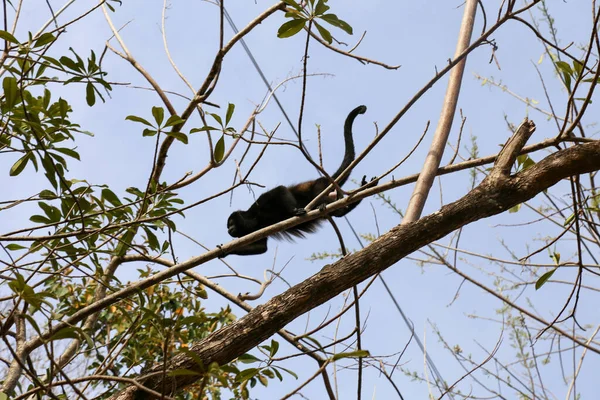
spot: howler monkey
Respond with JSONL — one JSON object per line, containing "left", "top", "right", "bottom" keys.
{"left": 225, "top": 105, "right": 375, "bottom": 256}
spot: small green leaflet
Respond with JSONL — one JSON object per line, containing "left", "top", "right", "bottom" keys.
{"left": 535, "top": 268, "right": 556, "bottom": 290}
{"left": 332, "top": 349, "right": 370, "bottom": 361}
{"left": 315, "top": 22, "right": 332, "bottom": 44}
{"left": 0, "top": 30, "right": 19, "bottom": 44}
{"left": 3, "top": 77, "right": 17, "bottom": 108}
{"left": 10, "top": 153, "right": 32, "bottom": 176}
{"left": 277, "top": 19, "right": 306, "bottom": 38}
{"left": 126, "top": 115, "right": 154, "bottom": 127}
{"left": 166, "top": 131, "right": 188, "bottom": 144}
{"left": 214, "top": 135, "right": 225, "bottom": 162}
{"left": 152, "top": 106, "right": 164, "bottom": 126}
{"left": 320, "top": 14, "right": 353, "bottom": 34}
{"left": 34, "top": 32, "right": 55, "bottom": 47}
{"left": 225, "top": 103, "right": 235, "bottom": 126}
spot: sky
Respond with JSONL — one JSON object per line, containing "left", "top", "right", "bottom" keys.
{"left": 2, "top": 0, "right": 600, "bottom": 399}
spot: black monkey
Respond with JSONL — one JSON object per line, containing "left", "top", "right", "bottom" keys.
{"left": 225, "top": 105, "right": 376, "bottom": 256}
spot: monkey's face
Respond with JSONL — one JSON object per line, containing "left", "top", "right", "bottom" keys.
{"left": 227, "top": 211, "right": 256, "bottom": 237}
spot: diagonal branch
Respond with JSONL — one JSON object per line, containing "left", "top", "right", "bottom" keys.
{"left": 109, "top": 121, "right": 600, "bottom": 398}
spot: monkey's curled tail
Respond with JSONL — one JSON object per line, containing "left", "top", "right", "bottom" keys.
{"left": 331, "top": 105, "right": 367, "bottom": 185}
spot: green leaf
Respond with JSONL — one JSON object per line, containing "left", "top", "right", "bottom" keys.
{"left": 282, "top": 0, "right": 303, "bottom": 11}
{"left": 152, "top": 106, "right": 165, "bottom": 126}
{"left": 521, "top": 156, "right": 535, "bottom": 171}
{"left": 126, "top": 115, "right": 154, "bottom": 127}
{"left": 0, "top": 30, "right": 19, "bottom": 44}
{"left": 564, "top": 213, "right": 575, "bottom": 226}
{"left": 314, "top": 22, "right": 332, "bottom": 44}
{"left": 144, "top": 227, "right": 159, "bottom": 250}
{"left": 49, "top": 327, "right": 80, "bottom": 341}
{"left": 21, "top": 313, "right": 42, "bottom": 335}
{"left": 269, "top": 339, "right": 279, "bottom": 358}
{"left": 54, "top": 148, "right": 81, "bottom": 161}
{"left": 508, "top": 203, "right": 521, "bottom": 213}
{"left": 535, "top": 268, "right": 556, "bottom": 290}
{"left": 320, "top": 14, "right": 353, "bottom": 34}
{"left": 237, "top": 368, "right": 259, "bottom": 382}
{"left": 556, "top": 64, "right": 572, "bottom": 90}
{"left": 225, "top": 103, "right": 235, "bottom": 126}
{"left": 115, "top": 228, "right": 136, "bottom": 256}
{"left": 50, "top": 152, "right": 67, "bottom": 168}
{"left": 166, "top": 131, "right": 188, "bottom": 144}
{"left": 85, "top": 82, "right": 95, "bottom": 106}
{"left": 38, "top": 202, "right": 61, "bottom": 222}
{"left": 34, "top": 32, "right": 55, "bottom": 47}
{"left": 190, "top": 126, "right": 218, "bottom": 133}
{"left": 79, "top": 328, "right": 94, "bottom": 349}
{"left": 285, "top": 11, "right": 302, "bottom": 19}
{"left": 10, "top": 153, "right": 31, "bottom": 176}
{"left": 6, "top": 244, "right": 26, "bottom": 251}
{"left": 165, "top": 115, "right": 185, "bottom": 127}
{"left": 102, "top": 188, "right": 122, "bottom": 206}
{"left": 555, "top": 61, "right": 573, "bottom": 77}
{"left": 276, "top": 365, "right": 298, "bottom": 379}
{"left": 332, "top": 350, "right": 370, "bottom": 361}
{"left": 573, "top": 60, "right": 583, "bottom": 77}
{"left": 208, "top": 113, "right": 223, "bottom": 127}
{"left": 142, "top": 128, "right": 158, "bottom": 137}
{"left": 30, "top": 214, "right": 51, "bottom": 224}
{"left": 8, "top": 276, "right": 43, "bottom": 309}
{"left": 238, "top": 353, "right": 261, "bottom": 364}
{"left": 3, "top": 76, "right": 18, "bottom": 108}
{"left": 41, "top": 55, "right": 62, "bottom": 68}
{"left": 42, "top": 154, "right": 57, "bottom": 189}
{"left": 164, "top": 218, "right": 176, "bottom": 232}
{"left": 314, "top": 0, "right": 330, "bottom": 15}
{"left": 277, "top": 19, "right": 306, "bottom": 39}
{"left": 214, "top": 135, "right": 225, "bottom": 162}
{"left": 574, "top": 97, "right": 592, "bottom": 104}
{"left": 262, "top": 369, "right": 275, "bottom": 379}
{"left": 58, "top": 98, "right": 69, "bottom": 118}
{"left": 59, "top": 56, "right": 80, "bottom": 72}
{"left": 258, "top": 374, "right": 268, "bottom": 386}
{"left": 39, "top": 190, "right": 57, "bottom": 199}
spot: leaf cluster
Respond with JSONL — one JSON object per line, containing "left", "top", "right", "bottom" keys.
{"left": 278, "top": 0, "right": 353, "bottom": 44}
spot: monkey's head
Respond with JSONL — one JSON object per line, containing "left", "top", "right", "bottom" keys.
{"left": 227, "top": 211, "right": 257, "bottom": 237}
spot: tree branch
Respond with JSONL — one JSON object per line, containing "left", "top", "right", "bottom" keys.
{"left": 113, "top": 122, "right": 600, "bottom": 398}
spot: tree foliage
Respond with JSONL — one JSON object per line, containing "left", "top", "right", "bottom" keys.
{"left": 1, "top": 1, "right": 600, "bottom": 400}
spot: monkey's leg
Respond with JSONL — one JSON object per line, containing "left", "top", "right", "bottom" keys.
{"left": 330, "top": 200, "right": 361, "bottom": 217}
{"left": 331, "top": 176, "right": 378, "bottom": 217}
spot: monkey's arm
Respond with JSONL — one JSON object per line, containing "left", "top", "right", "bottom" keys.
{"left": 227, "top": 238, "right": 269, "bottom": 256}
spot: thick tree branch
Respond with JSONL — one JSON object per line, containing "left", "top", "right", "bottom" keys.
{"left": 112, "top": 122, "right": 600, "bottom": 398}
